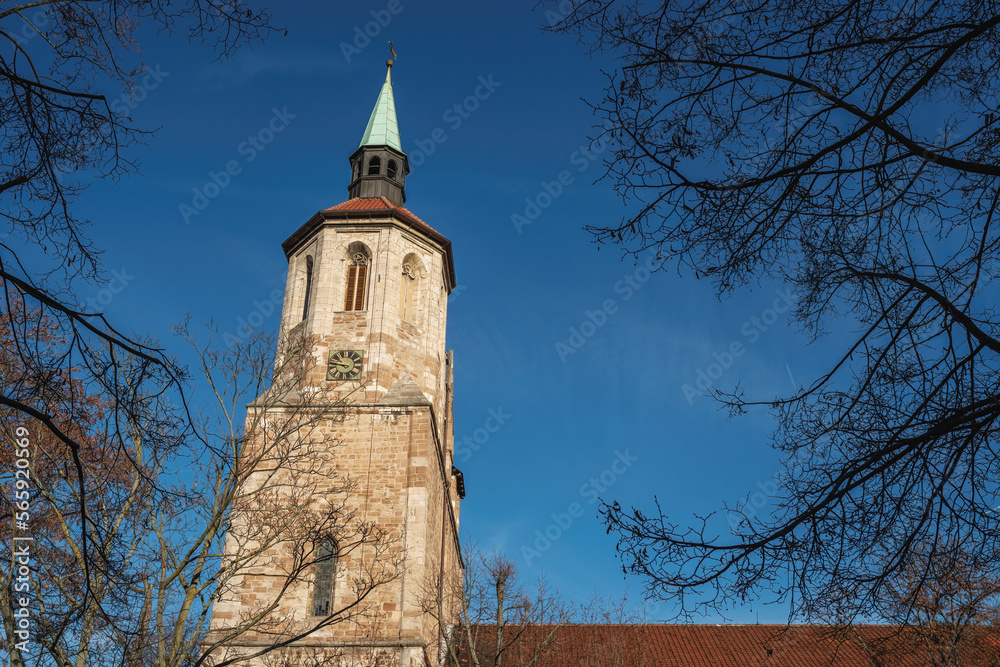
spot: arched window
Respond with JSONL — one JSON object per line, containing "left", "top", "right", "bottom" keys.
{"left": 387, "top": 159, "right": 398, "bottom": 180}
{"left": 367, "top": 156, "right": 381, "bottom": 176}
{"left": 400, "top": 253, "right": 422, "bottom": 323}
{"left": 301, "top": 255, "right": 314, "bottom": 321}
{"left": 344, "top": 243, "right": 371, "bottom": 311}
{"left": 311, "top": 537, "right": 337, "bottom": 616}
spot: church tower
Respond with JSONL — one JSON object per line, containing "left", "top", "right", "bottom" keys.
{"left": 205, "top": 62, "right": 464, "bottom": 667}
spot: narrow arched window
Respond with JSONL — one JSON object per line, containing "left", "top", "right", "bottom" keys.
{"left": 311, "top": 537, "right": 337, "bottom": 616}
{"left": 301, "top": 255, "right": 314, "bottom": 321}
{"left": 387, "top": 159, "right": 398, "bottom": 180}
{"left": 344, "top": 251, "right": 369, "bottom": 311}
{"left": 367, "top": 156, "right": 381, "bottom": 176}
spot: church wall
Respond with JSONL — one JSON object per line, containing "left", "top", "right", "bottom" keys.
{"left": 205, "top": 400, "right": 460, "bottom": 666}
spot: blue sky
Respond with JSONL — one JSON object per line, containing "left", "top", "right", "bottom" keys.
{"left": 61, "top": 0, "right": 837, "bottom": 622}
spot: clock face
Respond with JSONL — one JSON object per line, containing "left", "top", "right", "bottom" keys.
{"left": 326, "top": 349, "right": 364, "bottom": 381}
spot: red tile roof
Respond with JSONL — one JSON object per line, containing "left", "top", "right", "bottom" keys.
{"left": 281, "top": 196, "right": 457, "bottom": 289}
{"left": 324, "top": 197, "right": 441, "bottom": 235}
{"left": 459, "top": 624, "right": 1000, "bottom": 667}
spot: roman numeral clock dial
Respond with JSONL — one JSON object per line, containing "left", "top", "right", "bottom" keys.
{"left": 326, "top": 349, "right": 364, "bottom": 381}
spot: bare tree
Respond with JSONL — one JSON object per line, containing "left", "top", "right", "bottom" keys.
{"left": 0, "top": 312, "right": 401, "bottom": 666}
{"left": 423, "top": 544, "right": 663, "bottom": 667}
{"left": 424, "top": 546, "right": 572, "bottom": 667}
{"left": 155, "top": 323, "right": 403, "bottom": 667}
{"left": 574, "top": 595, "right": 654, "bottom": 667}
{"left": 835, "top": 543, "right": 1000, "bottom": 667}
{"left": 0, "top": 3, "right": 322, "bottom": 663}
{"left": 0, "top": 1, "right": 277, "bottom": 652}
{"left": 0, "top": 306, "right": 170, "bottom": 667}
{"left": 546, "top": 0, "right": 1000, "bottom": 622}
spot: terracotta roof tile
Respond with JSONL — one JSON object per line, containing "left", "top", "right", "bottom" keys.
{"left": 324, "top": 197, "right": 440, "bottom": 235}
{"left": 459, "top": 624, "right": 1000, "bottom": 667}
{"left": 282, "top": 195, "right": 456, "bottom": 288}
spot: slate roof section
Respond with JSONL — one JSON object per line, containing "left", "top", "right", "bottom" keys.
{"left": 359, "top": 67, "right": 402, "bottom": 152}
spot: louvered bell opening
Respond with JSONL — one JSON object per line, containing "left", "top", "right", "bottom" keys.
{"left": 345, "top": 266, "right": 357, "bottom": 311}
{"left": 344, "top": 265, "right": 367, "bottom": 311}
{"left": 353, "top": 265, "right": 367, "bottom": 310}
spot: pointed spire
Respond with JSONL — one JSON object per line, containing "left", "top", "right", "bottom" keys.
{"left": 359, "top": 64, "right": 402, "bottom": 153}
{"left": 347, "top": 61, "right": 409, "bottom": 205}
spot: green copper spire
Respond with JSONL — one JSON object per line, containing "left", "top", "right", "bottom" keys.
{"left": 347, "top": 60, "right": 409, "bottom": 205}
{"left": 359, "top": 65, "right": 402, "bottom": 153}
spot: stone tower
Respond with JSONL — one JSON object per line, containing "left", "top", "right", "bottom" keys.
{"left": 206, "top": 63, "right": 464, "bottom": 667}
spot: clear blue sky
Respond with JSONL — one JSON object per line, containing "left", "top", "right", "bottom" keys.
{"left": 67, "top": 0, "right": 835, "bottom": 622}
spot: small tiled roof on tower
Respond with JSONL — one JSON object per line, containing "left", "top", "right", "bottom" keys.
{"left": 282, "top": 195, "right": 456, "bottom": 290}
{"left": 323, "top": 196, "right": 440, "bottom": 235}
